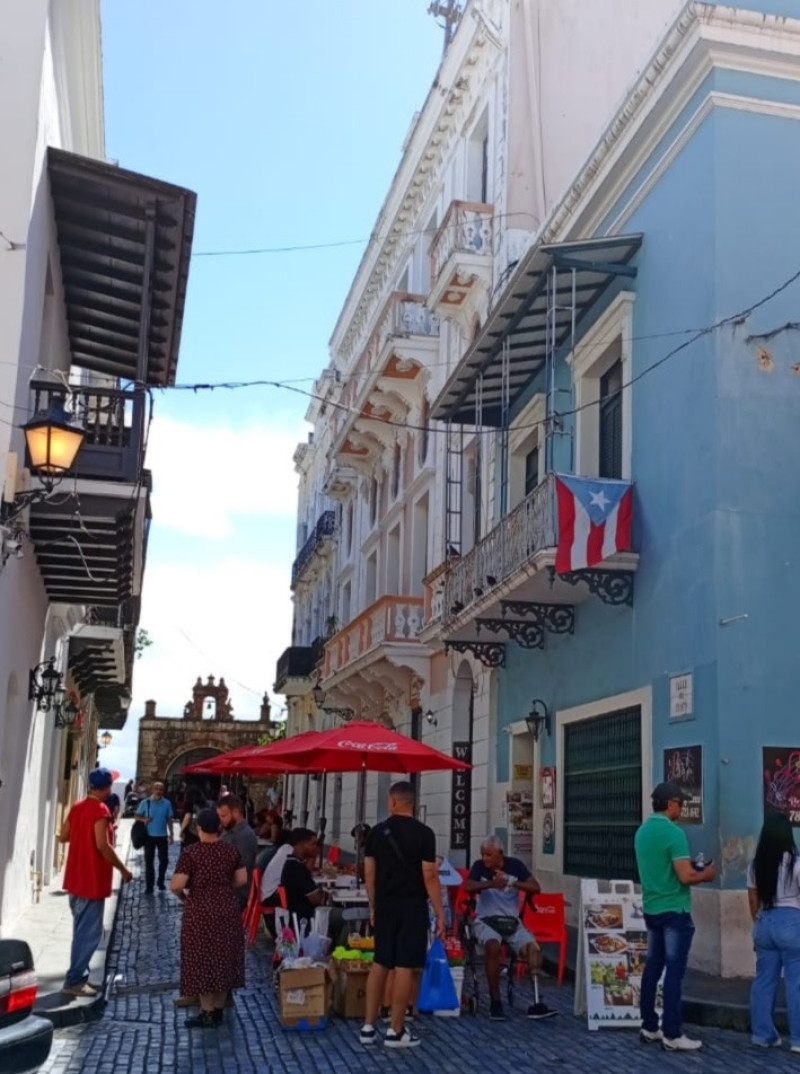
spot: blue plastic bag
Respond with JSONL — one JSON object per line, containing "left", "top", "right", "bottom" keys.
{"left": 417, "top": 938, "right": 459, "bottom": 1011}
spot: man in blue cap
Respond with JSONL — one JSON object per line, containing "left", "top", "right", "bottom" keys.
{"left": 59, "top": 768, "right": 133, "bottom": 997}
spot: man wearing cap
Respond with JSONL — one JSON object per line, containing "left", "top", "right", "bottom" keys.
{"left": 59, "top": 768, "right": 133, "bottom": 997}
{"left": 634, "top": 781, "right": 715, "bottom": 1052}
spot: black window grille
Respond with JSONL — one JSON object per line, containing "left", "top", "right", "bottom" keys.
{"left": 563, "top": 706, "right": 641, "bottom": 880}
{"left": 599, "top": 359, "right": 623, "bottom": 479}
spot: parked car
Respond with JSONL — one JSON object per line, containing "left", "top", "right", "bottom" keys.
{"left": 0, "top": 940, "right": 52, "bottom": 1074}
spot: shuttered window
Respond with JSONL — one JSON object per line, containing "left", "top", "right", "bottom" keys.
{"left": 563, "top": 706, "right": 641, "bottom": 880}
{"left": 524, "top": 446, "right": 539, "bottom": 497}
{"left": 599, "top": 360, "right": 623, "bottom": 479}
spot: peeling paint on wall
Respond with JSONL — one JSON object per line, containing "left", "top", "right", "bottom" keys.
{"left": 757, "top": 347, "right": 775, "bottom": 373}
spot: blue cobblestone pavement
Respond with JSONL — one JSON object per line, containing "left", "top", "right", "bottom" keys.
{"left": 38, "top": 848, "right": 800, "bottom": 1073}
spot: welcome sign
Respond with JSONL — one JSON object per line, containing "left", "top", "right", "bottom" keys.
{"left": 451, "top": 741, "right": 472, "bottom": 852}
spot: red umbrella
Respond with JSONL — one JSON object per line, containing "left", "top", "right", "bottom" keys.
{"left": 227, "top": 720, "right": 471, "bottom": 775}
{"left": 181, "top": 733, "right": 320, "bottom": 776}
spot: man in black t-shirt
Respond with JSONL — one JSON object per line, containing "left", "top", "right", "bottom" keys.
{"left": 279, "top": 828, "right": 325, "bottom": 928}
{"left": 360, "top": 782, "right": 445, "bottom": 1050}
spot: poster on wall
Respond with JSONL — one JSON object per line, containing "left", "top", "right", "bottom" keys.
{"left": 507, "top": 790, "right": 533, "bottom": 860}
{"left": 540, "top": 767, "right": 556, "bottom": 808}
{"left": 576, "top": 879, "right": 656, "bottom": 1031}
{"left": 541, "top": 810, "right": 556, "bottom": 855}
{"left": 763, "top": 747, "right": 800, "bottom": 825}
{"left": 662, "top": 746, "right": 703, "bottom": 824}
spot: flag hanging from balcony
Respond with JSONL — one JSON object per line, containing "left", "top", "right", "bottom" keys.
{"left": 555, "top": 475, "right": 633, "bottom": 573}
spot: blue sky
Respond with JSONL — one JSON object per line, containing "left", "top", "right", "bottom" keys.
{"left": 99, "top": 1, "right": 445, "bottom": 776}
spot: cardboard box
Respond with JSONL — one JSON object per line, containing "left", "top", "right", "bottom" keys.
{"left": 334, "top": 962, "right": 371, "bottom": 1019}
{"left": 278, "top": 963, "right": 334, "bottom": 1029}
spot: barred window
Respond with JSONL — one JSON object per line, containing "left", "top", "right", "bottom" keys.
{"left": 563, "top": 706, "right": 641, "bottom": 880}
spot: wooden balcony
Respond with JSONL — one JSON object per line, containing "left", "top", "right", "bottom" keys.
{"left": 428, "top": 200, "right": 493, "bottom": 323}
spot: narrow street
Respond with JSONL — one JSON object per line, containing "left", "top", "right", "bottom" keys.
{"left": 35, "top": 849, "right": 799, "bottom": 1074}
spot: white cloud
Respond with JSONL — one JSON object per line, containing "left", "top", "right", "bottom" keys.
{"left": 100, "top": 556, "right": 294, "bottom": 779}
{"left": 145, "top": 416, "right": 304, "bottom": 537}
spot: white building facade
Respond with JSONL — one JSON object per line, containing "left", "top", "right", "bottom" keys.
{"left": 0, "top": 0, "right": 195, "bottom": 931}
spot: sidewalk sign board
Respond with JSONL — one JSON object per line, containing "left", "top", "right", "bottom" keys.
{"left": 575, "top": 878, "right": 655, "bottom": 1031}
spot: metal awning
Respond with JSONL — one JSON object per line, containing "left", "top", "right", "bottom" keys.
{"left": 47, "top": 148, "right": 197, "bottom": 387}
{"left": 432, "top": 235, "right": 643, "bottom": 426}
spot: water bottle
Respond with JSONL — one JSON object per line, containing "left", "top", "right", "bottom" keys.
{"left": 693, "top": 852, "right": 705, "bottom": 872}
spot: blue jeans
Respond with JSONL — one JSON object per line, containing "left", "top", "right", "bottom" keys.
{"left": 750, "top": 907, "right": 800, "bottom": 1047}
{"left": 65, "top": 896, "right": 105, "bottom": 986}
{"left": 641, "top": 911, "right": 695, "bottom": 1040}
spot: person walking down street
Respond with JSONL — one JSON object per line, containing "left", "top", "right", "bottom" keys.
{"left": 464, "top": 835, "right": 555, "bottom": 1022}
{"left": 170, "top": 808, "right": 247, "bottom": 1029}
{"left": 361, "top": 781, "right": 446, "bottom": 1050}
{"left": 179, "top": 787, "right": 206, "bottom": 848}
{"left": 634, "top": 781, "right": 715, "bottom": 1052}
{"left": 58, "top": 767, "right": 133, "bottom": 997}
{"left": 218, "top": 793, "right": 258, "bottom": 906}
{"left": 747, "top": 814, "right": 800, "bottom": 1051}
{"left": 137, "top": 781, "right": 174, "bottom": 894}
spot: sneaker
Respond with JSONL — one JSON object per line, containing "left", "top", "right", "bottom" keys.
{"left": 385, "top": 1028, "right": 421, "bottom": 1048}
{"left": 640, "top": 1028, "right": 663, "bottom": 1043}
{"left": 185, "top": 1011, "right": 218, "bottom": 1030}
{"left": 662, "top": 1035, "right": 703, "bottom": 1051}
{"left": 489, "top": 1000, "right": 507, "bottom": 1021}
{"left": 527, "top": 1001, "right": 557, "bottom": 1020}
{"left": 791, "top": 1046, "right": 800, "bottom": 1054}
{"left": 752, "top": 1037, "right": 782, "bottom": 1048}
{"left": 62, "top": 982, "right": 99, "bottom": 998}
{"left": 359, "top": 1025, "right": 377, "bottom": 1045}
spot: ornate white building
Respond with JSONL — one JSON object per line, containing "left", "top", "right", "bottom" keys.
{"left": 275, "top": 0, "right": 704, "bottom": 863}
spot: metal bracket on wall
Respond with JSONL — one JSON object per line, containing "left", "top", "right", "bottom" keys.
{"left": 476, "top": 617, "right": 544, "bottom": 650}
{"left": 445, "top": 640, "right": 506, "bottom": 668}
{"left": 500, "top": 600, "right": 575, "bottom": 634}
{"left": 554, "top": 569, "right": 635, "bottom": 607}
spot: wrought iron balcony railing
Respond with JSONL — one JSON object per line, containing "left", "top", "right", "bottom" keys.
{"left": 291, "top": 510, "right": 336, "bottom": 589}
{"left": 429, "top": 200, "right": 494, "bottom": 283}
{"left": 274, "top": 645, "right": 317, "bottom": 691}
{"left": 443, "top": 474, "right": 557, "bottom": 624}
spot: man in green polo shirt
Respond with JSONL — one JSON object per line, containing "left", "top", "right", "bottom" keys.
{"left": 634, "top": 781, "right": 715, "bottom": 1053}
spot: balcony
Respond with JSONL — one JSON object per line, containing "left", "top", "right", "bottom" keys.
{"left": 28, "top": 381, "right": 145, "bottom": 483}
{"left": 428, "top": 200, "right": 493, "bottom": 326}
{"left": 332, "top": 293, "right": 438, "bottom": 476}
{"left": 274, "top": 640, "right": 323, "bottom": 695}
{"left": 291, "top": 510, "right": 336, "bottom": 590}
{"left": 442, "top": 474, "right": 638, "bottom": 664}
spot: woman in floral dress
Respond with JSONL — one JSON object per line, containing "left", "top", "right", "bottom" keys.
{"left": 171, "top": 807, "right": 247, "bottom": 1028}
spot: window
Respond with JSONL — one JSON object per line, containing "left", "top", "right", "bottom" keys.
{"left": 563, "top": 707, "right": 642, "bottom": 880}
{"left": 391, "top": 442, "right": 402, "bottom": 500}
{"left": 369, "top": 477, "right": 379, "bottom": 528}
{"left": 386, "top": 525, "right": 401, "bottom": 594}
{"left": 346, "top": 501, "right": 354, "bottom": 556}
{"left": 341, "top": 581, "right": 351, "bottom": 626}
{"left": 572, "top": 292, "right": 634, "bottom": 480}
{"left": 418, "top": 396, "right": 430, "bottom": 466}
{"left": 599, "top": 360, "right": 623, "bottom": 480}
{"left": 365, "top": 551, "right": 378, "bottom": 605}
{"left": 524, "top": 446, "right": 540, "bottom": 497}
{"left": 411, "top": 494, "right": 429, "bottom": 595}
{"left": 467, "top": 111, "right": 490, "bottom": 203}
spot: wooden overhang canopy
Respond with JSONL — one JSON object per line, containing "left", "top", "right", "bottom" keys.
{"left": 47, "top": 148, "right": 197, "bottom": 387}
{"left": 432, "top": 235, "right": 643, "bottom": 426}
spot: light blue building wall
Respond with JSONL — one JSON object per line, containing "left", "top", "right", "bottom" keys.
{"left": 494, "top": 58, "right": 800, "bottom": 914}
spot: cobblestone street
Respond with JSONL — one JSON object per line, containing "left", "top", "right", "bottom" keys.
{"left": 32, "top": 847, "right": 800, "bottom": 1074}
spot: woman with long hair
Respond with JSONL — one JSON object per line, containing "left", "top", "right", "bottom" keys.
{"left": 171, "top": 808, "right": 247, "bottom": 1028}
{"left": 179, "top": 786, "right": 206, "bottom": 847}
{"left": 748, "top": 813, "right": 800, "bottom": 1049}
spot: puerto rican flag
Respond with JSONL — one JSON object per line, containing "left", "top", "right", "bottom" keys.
{"left": 555, "top": 475, "right": 633, "bottom": 573}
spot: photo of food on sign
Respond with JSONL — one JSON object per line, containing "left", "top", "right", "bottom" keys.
{"left": 589, "top": 960, "right": 640, "bottom": 1007}
{"left": 584, "top": 903, "right": 624, "bottom": 931}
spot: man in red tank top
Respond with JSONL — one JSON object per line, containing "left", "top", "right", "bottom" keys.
{"left": 59, "top": 767, "right": 133, "bottom": 997}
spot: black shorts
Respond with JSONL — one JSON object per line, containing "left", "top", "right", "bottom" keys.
{"left": 374, "top": 902, "right": 429, "bottom": 970}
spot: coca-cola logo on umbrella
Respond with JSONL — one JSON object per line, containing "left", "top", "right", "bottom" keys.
{"left": 337, "top": 740, "right": 398, "bottom": 751}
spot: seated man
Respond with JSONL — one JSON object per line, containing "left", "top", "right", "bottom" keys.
{"left": 279, "top": 828, "right": 326, "bottom": 930}
{"left": 464, "top": 835, "right": 555, "bottom": 1022}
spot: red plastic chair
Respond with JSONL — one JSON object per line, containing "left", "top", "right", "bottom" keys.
{"left": 243, "top": 868, "right": 287, "bottom": 945}
{"left": 327, "top": 845, "right": 341, "bottom": 865}
{"left": 522, "top": 892, "right": 567, "bottom": 985}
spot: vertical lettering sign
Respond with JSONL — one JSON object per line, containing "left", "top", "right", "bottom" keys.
{"left": 451, "top": 741, "right": 472, "bottom": 853}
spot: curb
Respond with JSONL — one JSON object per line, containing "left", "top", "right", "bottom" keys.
{"left": 37, "top": 827, "right": 132, "bottom": 1029}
